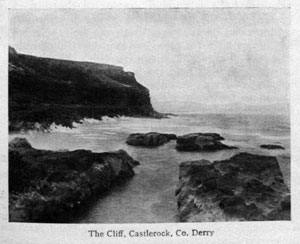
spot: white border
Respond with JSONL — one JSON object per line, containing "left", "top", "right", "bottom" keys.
{"left": 7, "top": 0, "right": 290, "bottom": 9}
{"left": 1, "top": 1, "right": 300, "bottom": 243}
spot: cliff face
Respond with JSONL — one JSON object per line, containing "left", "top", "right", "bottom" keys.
{"left": 9, "top": 46, "right": 159, "bottom": 131}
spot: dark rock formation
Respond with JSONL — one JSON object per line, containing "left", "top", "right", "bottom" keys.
{"left": 260, "top": 144, "right": 285, "bottom": 150}
{"left": 9, "top": 137, "right": 32, "bottom": 150}
{"left": 176, "top": 133, "right": 236, "bottom": 151}
{"left": 9, "top": 138, "right": 139, "bottom": 222}
{"left": 126, "top": 132, "right": 177, "bottom": 147}
{"left": 176, "top": 153, "right": 290, "bottom": 222}
{"left": 9, "top": 46, "right": 162, "bottom": 131}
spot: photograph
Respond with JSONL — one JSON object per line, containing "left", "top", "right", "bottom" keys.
{"left": 8, "top": 8, "right": 290, "bottom": 224}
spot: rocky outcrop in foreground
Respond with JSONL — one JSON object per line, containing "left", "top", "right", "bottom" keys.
{"left": 176, "top": 153, "right": 290, "bottom": 222}
{"left": 260, "top": 144, "right": 285, "bottom": 150}
{"left": 126, "top": 132, "right": 177, "bottom": 147}
{"left": 9, "top": 46, "right": 162, "bottom": 131}
{"left": 9, "top": 138, "right": 139, "bottom": 222}
{"left": 176, "top": 133, "right": 236, "bottom": 151}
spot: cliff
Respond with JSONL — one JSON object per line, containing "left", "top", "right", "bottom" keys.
{"left": 9, "top": 46, "right": 161, "bottom": 131}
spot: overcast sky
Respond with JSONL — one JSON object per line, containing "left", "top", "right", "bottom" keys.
{"left": 9, "top": 8, "right": 290, "bottom": 106}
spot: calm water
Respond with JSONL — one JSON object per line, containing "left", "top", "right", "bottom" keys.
{"left": 9, "top": 113, "right": 290, "bottom": 223}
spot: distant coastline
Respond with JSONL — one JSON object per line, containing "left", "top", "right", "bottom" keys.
{"left": 153, "top": 101, "right": 290, "bottom": 116}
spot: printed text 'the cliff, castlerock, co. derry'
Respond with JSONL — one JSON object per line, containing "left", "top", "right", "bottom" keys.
{"left": 88, "top": 229, "right": 215, "bottom": 238}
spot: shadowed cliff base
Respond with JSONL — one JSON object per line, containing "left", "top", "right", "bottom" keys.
{"left": 9, "top": 46, "right": 164, "bottom": 132}
{"left": 9, "top": 103, "right": 164, "bottom": 132}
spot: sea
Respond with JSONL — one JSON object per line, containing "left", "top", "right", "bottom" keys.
{"left": 9, "top": 113, "right": 290, "bottom": 223}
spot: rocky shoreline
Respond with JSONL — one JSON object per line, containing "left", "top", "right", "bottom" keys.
{"left": 9, "top": 138, "right": 139, "bottom": 222}
{"left": 125, "top": 132, "right": 290, "bottom": 222}
{"left": 9, "top": 130, "right": 289, "bottom": 223}
{"left": 175, "top": 153, "right": 290, "bottom": 222}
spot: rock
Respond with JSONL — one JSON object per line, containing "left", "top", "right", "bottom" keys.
{"left": 86, "top": 163, "right": 112, "bottom": 193}
{"left": 260, "top": 144, "right": 285, "bottom": 150}
{"left": 176, "top": 133, "right": 236, "bottom": 151}
{"left": 9, "top": 46, "right": 18, "bottom": 58}
{"left": 126, "top": 132, "right": 177, "bottom": 147}
{"left": 9, "top": 138, "right": 139, "bottom": 222}
{"left": 9, "top": 137, "right": 32, "bottom": 150}
{"left": 176, "top": 153, "right": 290, "bottom": 222}
{"left": 100, "top": 149, "right": 138, "bottom": 180}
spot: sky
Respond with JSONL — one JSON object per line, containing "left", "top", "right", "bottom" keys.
{"left": 9, "top": 8, "right": 290, "bottom": 108}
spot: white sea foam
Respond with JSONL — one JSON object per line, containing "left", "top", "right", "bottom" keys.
{"left": 81, "top": 118, "right": 101, "bottom": 124}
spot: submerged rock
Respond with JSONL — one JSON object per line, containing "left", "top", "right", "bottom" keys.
{"left": 176, "top": 153, "right": 290, "bottom": 222}
{"left": 176, "top": 133, "right": 236, "bottom": 151}
{"left": 9, "top": 138, "right": 139, "bottom": 222}
{"left": 260, "top": 144, "right": 285, "bottom": 150}
{"left": 126, "top": 132, "right": 177, "bottom": 147}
